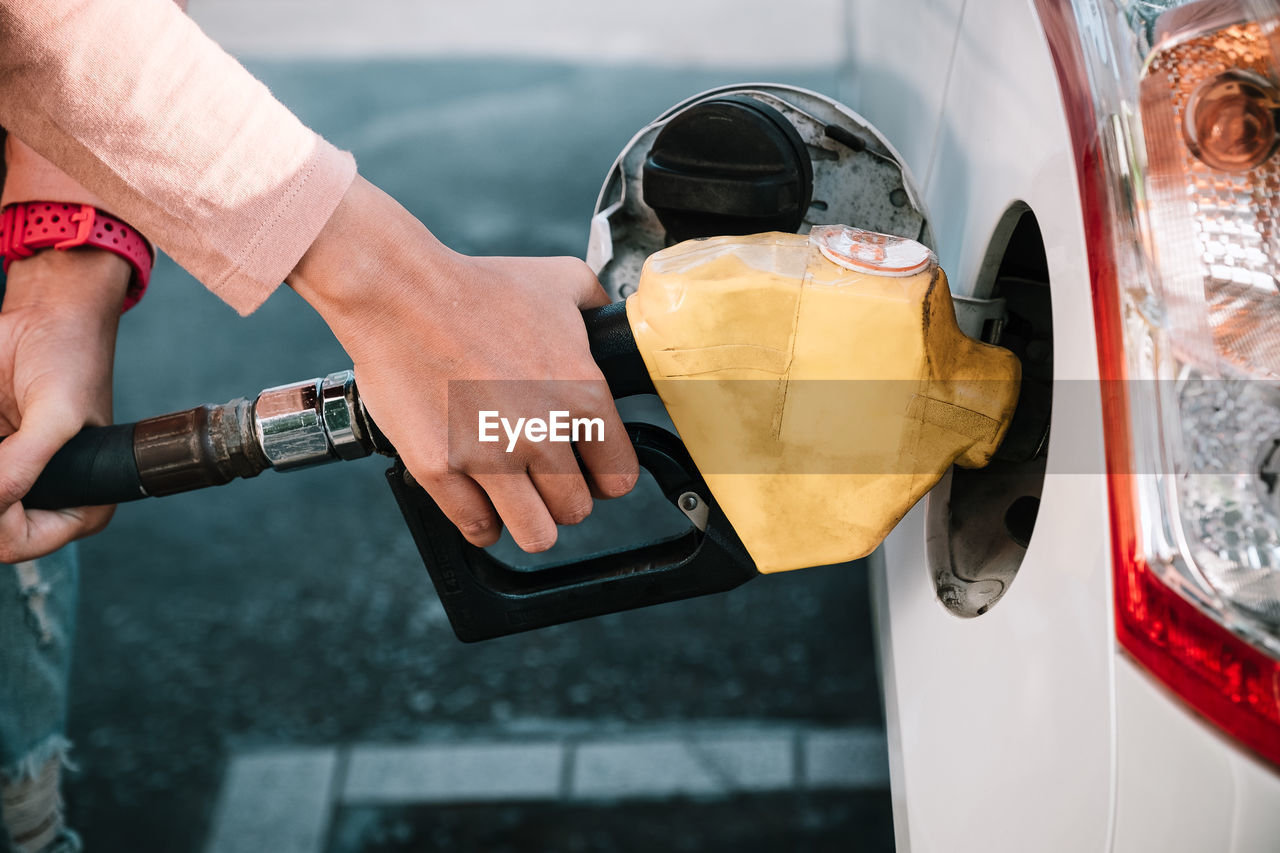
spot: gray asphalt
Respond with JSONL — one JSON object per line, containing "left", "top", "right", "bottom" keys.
{"left": 63, "top": 59, "right": 887, "bottom": 852}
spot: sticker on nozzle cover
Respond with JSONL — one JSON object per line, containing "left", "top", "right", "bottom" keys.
{"left": 811, "top": 224, "right": 933, "bottom": 277}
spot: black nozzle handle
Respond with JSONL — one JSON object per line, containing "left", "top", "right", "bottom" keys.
{"left": 389, "top": 423, "right": 758, "bottom": 642}
{"left": 583, "top": 301, "right": 654, "bottom": 398}
{"left": 21, "top": 423, "right": 146, "bottom": 510}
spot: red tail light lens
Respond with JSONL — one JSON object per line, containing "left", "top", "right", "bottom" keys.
{"left": 1037, "top": 0, "right": 1280, "bottom": 766}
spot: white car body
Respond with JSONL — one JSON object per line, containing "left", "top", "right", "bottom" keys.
{"left": 849, "top": 1, "right": 1280, "bottom": 850}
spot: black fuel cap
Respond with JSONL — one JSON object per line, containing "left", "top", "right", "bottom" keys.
{"left": 643, "top": 95, "right": 814, "bottom": 243}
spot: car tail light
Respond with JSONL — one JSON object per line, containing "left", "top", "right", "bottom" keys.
{"left": 1035, "top": 0, "right": 1280, "bottom": 765}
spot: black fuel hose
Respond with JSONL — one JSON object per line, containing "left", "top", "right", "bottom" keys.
{"left": 23, "top": 423, "right": 144, "bottom": 510}
{"left": 19, "top": 301, "right": 653, "bottom": 510}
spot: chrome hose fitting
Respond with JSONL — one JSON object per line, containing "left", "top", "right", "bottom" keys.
{"left": 254, "top": 370, "right": 375, "bottom": 470}
{"left": 131, "top": 370, "right": 381, "bottom": 497}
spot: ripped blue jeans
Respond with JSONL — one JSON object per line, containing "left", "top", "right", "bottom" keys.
{"left": 0, "top": 547, "right": 81, "bottom": 853}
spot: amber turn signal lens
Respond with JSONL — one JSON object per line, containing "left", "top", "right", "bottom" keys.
{"left": 1184, "top": 70, "right": 1279, "bottom": 172}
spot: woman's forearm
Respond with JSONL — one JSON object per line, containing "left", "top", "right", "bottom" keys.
{"left": 0, "top": 0, "right": 354, "bottom": 315}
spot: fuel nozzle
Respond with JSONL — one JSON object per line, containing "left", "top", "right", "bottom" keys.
{"left": 625, "top": 226, "right": 1022, "bottom": 573}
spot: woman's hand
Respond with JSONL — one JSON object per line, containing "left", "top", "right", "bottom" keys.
{"left": 290, "top": 177, "right": 639, "bottom": 553}
{"left": 0, "top": 249, "right": 128, "bottom": 562}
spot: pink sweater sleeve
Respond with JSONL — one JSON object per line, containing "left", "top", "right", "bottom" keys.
{"left": 2, "top": 134, "right": 109, "bottom": 211}
{"left": 0, "top": 0, "right": 357, "bottom": 315}
{"left": 1, "top": 0, "right": 184, "bottom": 217}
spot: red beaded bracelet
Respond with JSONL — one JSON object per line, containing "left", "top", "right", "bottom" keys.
{"left": 0, "top": 202, "right": 154, "bottom": 312}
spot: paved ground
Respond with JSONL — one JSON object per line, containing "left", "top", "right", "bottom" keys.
{"left": 203, "top": 723, "right": 890, "bottom": 853}
{"left": 56, "top": 44, "right": 890, "bottom": 853}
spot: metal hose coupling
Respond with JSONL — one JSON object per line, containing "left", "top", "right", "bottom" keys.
{"left": 255, "top": 371, "right": 377, "bottom": 469}
{"left": 132, "top": 370, "right": 385, "bottom": 497}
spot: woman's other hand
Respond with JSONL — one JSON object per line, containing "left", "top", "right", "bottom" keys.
{"left": 0, "top": 249, "right": 127, "bottom": 561}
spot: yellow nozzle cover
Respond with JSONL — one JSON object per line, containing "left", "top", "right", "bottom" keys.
{"left": 626, "top": 228, "right": 1021, "bottom": 573}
